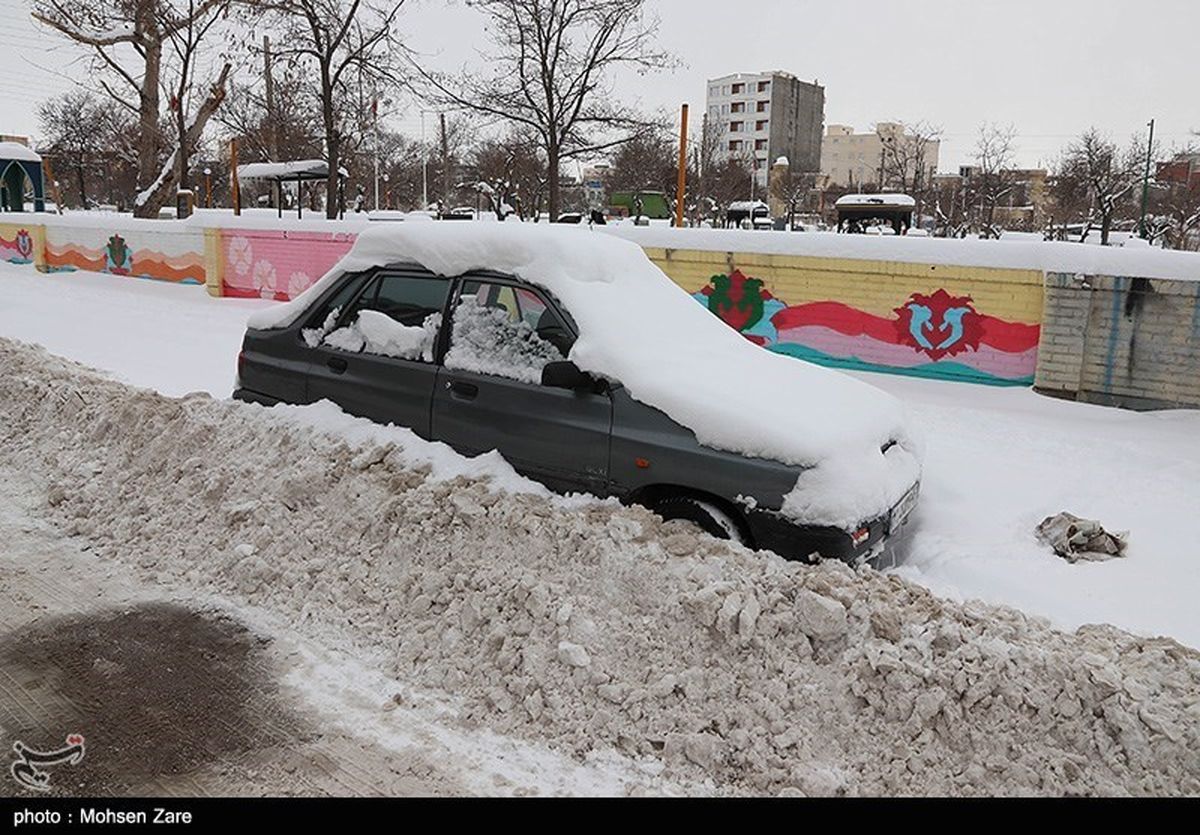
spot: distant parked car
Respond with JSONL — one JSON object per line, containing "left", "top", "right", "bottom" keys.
{"left": 234, "top": 224, "right": 920, "bottom": 565}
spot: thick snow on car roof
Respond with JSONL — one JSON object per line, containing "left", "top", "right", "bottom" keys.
{"left": 249, "top": 222, "right": 919, "bottom": 527}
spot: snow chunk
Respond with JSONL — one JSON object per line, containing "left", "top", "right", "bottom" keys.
{"left": 444, "top": 296, "right": 562, "bottom": 384}
{"left": 322, "top": 310, "right": 441, "bottom": 361}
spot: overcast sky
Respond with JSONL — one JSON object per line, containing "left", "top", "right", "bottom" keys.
{"left": 2, "top": 0, "right": 1196, "bottom": 171}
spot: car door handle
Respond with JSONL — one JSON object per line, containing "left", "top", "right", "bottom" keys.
{"left": 447, "top": 380, "right": 478, "bottom": 400}
{"left": 327, "top": 356, "right": 348, "bottom": 374}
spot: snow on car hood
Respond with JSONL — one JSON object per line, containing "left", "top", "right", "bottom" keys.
{"left": 248, "top": 222, "right": 922, "bottom": 529}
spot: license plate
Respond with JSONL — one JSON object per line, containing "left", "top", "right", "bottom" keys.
{"left": 889, "top": 484, "right": 919, "bottom": 534}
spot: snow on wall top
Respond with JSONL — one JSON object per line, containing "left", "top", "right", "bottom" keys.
{"left": 248, "top": 222, "right": 919, "bottom": 526}
{"left": 604, "top": 225, "right": 1200, "bottom": 282}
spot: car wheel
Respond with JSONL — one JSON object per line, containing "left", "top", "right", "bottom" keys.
{"left": 654, "top": 496, "right": 749, "bottom": 546}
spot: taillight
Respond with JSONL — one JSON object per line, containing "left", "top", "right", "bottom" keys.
{"left": 851, "top": 527, "right": 870, "bottom": 547}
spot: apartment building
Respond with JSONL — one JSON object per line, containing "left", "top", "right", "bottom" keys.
{"left": 820, "top": 123, "right": 940, "bottom": 190}
{"left": 705, "top": 72, "right": 825, "bottom": 187}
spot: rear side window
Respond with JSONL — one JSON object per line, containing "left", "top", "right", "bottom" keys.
{"left": 306, "top": 272, "right": 449, "bottom": 362}
{"left": 444, "top": 280, "right": 574, "bottom": 384}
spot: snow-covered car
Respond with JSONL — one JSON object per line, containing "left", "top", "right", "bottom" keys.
{"left": 234, "top": 223, "right": 921, "bottom": 564}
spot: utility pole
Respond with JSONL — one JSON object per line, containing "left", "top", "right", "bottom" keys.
{"left": 675, "top": 103, "right": 689, "bottom": 228}
{"left": 263, "top": 35, "right": 277, "bottom": 161}
{"left": 421, "top": 111, "right": 428, "bottom": 210}
{"left": 230, "top": 138, "right": 241, "bottom": 216}
{"left": 1139, "top": 118, "right": 1156, "bottom": 238}
{"left": 440, "top": 112, "right": 450, "bottom": 209}
{"left": 373, "top": 96, "right": 380, "bottom": 211}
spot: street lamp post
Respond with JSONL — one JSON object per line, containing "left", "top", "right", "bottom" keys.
{"left": 1139, "top": 118, "right": 1156, "bottom": 239}
{"left": 204, "top": 167, "right": 212, "bottom": 208}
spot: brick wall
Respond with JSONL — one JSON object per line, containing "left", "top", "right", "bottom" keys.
{"left": 1036, "top": 273, "right": 1200, "bottom": 409}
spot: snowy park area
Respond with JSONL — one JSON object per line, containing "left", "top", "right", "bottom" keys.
{"left": 3, "top": 261, "right": 1196, "bottom": 648}
{"left": 1, "top": 260, "right": 1198, "bottom": 796}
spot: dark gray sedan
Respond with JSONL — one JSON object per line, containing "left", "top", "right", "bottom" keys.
{"left": 234, "top": 260, "right": 918, "bottom": 564}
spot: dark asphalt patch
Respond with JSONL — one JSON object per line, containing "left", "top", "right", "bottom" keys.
{"left": 0, "top": 602, "right": 307, "bottom": 796}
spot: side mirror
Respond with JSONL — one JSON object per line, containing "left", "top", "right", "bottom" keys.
{"left": 542, "top": 360, "right": 594, "bottom": 391}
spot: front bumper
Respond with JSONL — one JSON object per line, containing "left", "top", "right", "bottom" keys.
{"left": 746, "top": 482, "right": 919, "bottom": 567}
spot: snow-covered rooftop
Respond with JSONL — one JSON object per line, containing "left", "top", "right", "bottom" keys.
{"left": 237, "top": 159, "right": 347, "bottom": 181}
{"left": 0, "top": 142, "right": 41, "bottom": 163}
{"left": 835, "top": 193, "right": 916, "bottom": 209}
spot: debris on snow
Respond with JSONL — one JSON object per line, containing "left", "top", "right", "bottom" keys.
{"left": 1036, "top": 512, "right": 1129, "bottom": 563}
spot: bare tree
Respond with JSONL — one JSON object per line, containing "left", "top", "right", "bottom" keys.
{"left": 37, "top": 90, "right": 125, "bottom": 208}
{"left": 878, "top": 121, "right": 941, "bottom": 218}
{"left": 33, "top": 0, "right": 239, "bottom": 217}
{"left": 418, "top": 0, "right": 672, "bottom": 220}
{"left": 464, "top": 133, "right": 548, "bottom": 220}
{"left": 969, "top": 122, "right": 1018, "bottom": 238}
{"left": 218, "top": 70, "right": 324, "bottom": 163}
{"left": 602, "top": 126, "right": 676, "bottom": 199}
{"left": 769, "top": 164, "right": 817, "bottom": 229}
{"left": 267, "top": 0, "right": 407, "bottom": 217}
{"left": 1056, "top": 128, "right": 1147, "bottom": 245}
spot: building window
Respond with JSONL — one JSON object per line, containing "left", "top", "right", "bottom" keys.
{"left": 731, "top": 82, "right": 745, "bottom": 94}
{"left": 755, "top": 139, "right": 767, "bottom": 151}
{"left": 729, "top": 121, "right": 743, "bottom": 132}
{"left": 731, "top": 102, "right": 744, "bottom": 113}
{"left": 708, "top": 86, "right": 717, "bottom": 97}
{"left": 728, "top": 140, "right": 742, "bottom": 151}
{"left": 757, "top": 81, "right": 770, "bottom": 93}
{"left": 756, "top": 119, "right": 768, "bottom": 131}
{"left": 756, "top": 101, "right": 769, "bottom": 113}
{"left": 721, "top": 104, "right": 728, "bottom": 114}
{"left": 722, "top": 84, "right": 730, "bottom": 94}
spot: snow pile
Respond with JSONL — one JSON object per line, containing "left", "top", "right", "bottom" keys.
{"left": 247, "top": 223, "right": 920, "bottom": 529}
{"left": 2, "top": 338, "right": 1197, "bottom": 797}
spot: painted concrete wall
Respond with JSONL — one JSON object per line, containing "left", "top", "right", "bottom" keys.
{"left": 1036, "top": 273, "right": 1200, "bottom": 409}
{"left": 41, "top": 218, "right": 206, "bottom": 284}
{"left": 0, "top": 221, "right": 42, "bottom": 268}
{"left": 8, "top": 214, "right": 1200, "bottom": 404}
{"left": 215, "top": 228, "right": 357, "bottom": 300}
{"left": 643, "top": 247, "right": 1044, "bottom": 386}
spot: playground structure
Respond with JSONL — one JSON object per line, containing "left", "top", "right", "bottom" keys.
{"left": 0, "top": 140, "right": 46, "bottom": 213}
{"left": 835, "top": 193, "right": 914, "bottom": 234}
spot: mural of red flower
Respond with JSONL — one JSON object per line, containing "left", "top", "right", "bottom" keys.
{"left": 893, "top": 289, "right": 985, "bottom": 361}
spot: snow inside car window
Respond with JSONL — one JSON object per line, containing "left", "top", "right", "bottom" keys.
{"left": 305, "top": 273, "right": 447, "bottom": 362}
{"left": 444, "top": 283, "right": 567, "bottom": 384}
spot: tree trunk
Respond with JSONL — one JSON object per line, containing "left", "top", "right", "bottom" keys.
{"left": 134, "top": 63, "right": 230, "bottom": 219}
{"left": 135, "top": 2, "right": 162, "bottom": 205}
{"left": 321, "top": 71, "right": 340, "bottom": 220}
{"left": 75, "top": 162, "right": 87, "bottom": 209}
{"left": 546, "top": 142, "right": 560, "bottom": 222}
{"left": 1101, "top": 212, "right": 1112, "bottom": 246}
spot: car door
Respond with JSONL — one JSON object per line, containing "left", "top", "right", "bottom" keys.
{"left": 430, "top": 277, "right": 612, "bottom": 494}
{"left": 304, "top": 268, "right": 450, "bottom": 438}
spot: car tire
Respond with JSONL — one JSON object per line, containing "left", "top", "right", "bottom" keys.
{"left": 653, "top": 496, "right": 749, "bottom": 546}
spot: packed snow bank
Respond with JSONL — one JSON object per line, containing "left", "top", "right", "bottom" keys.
{"left": 247, "top": 222, "right": 920, "bottom": 528}
{"left": 3, "top": 338, "right": 1198, "bottom": 797}
{"left": 604, "top": 226, "right": 1200, "bottom": 283}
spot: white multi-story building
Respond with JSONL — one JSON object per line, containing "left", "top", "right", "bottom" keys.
{"left": 820, "top": 123, "right": 941, "bottom": 190}
{"left": 705, "top": 71, "right": 825, "bottom": 188}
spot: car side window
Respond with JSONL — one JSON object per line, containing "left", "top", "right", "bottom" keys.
{"left": 309, "top": 273, "right": 448, "bottom": 362}
{"left": 445, "top": 280, "right": 574, "bottom": 384}
{"left": 301, "top": 273, "right": 369, "bottom": 348}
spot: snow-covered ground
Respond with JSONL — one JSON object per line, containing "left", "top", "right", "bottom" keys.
{"left": 1, "top": 261, "right": 1198, "bottom": 650}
